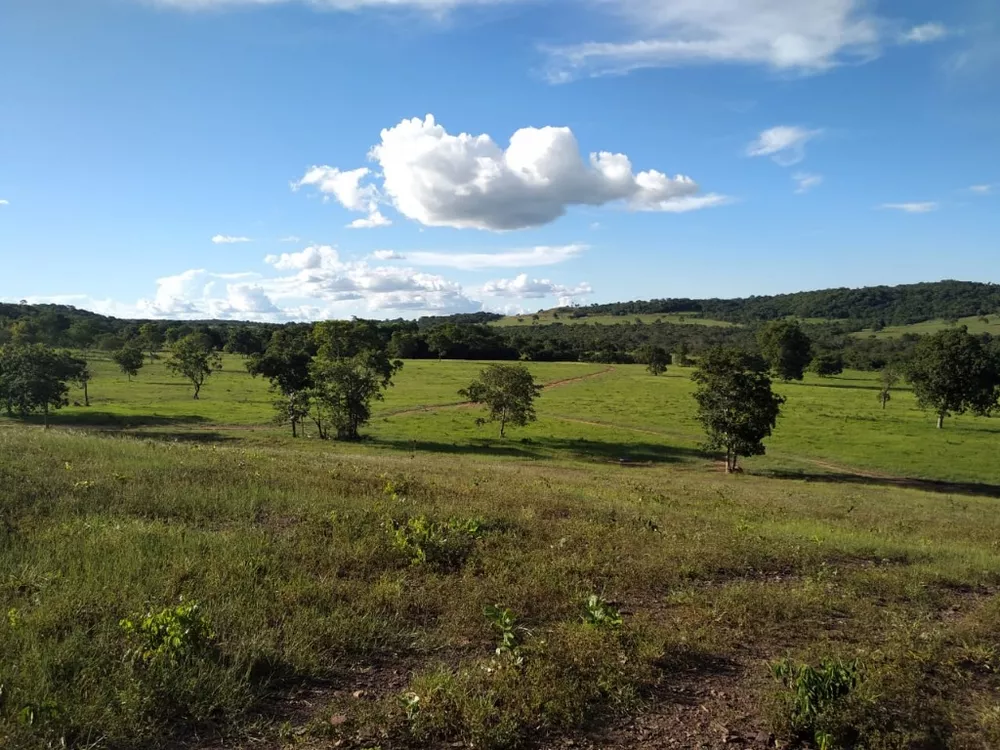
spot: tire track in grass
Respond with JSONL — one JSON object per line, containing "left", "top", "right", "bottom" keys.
{"left": 381, "top": 366, "right": 617, "bottom": 418}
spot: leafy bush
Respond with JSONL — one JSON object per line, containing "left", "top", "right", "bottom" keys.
{"left": 483, "top": 604, "right": 524, "bottom": 662}
{"left": 387, "top": 515, "right": 486, "bottom": 569}
{"left": 771, "top": 657, "right": 862, "bottom": 749}
{"left": 120, "top": 600, "right": 215, "bottom": 665}
{"left": 581, "top": 594, "right": 623, "bottom": 629}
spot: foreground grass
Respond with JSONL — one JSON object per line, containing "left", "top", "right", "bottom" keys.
{"left": 3, "top": 428, "right": 1000, "bottom": 748}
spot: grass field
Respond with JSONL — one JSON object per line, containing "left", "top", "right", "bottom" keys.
{"left": 3, "top": 353, "right": 1000, "bottom": 749}
{"left": 491, "top": 311, "right": 736, "bottom": 327}
{"left": 853, "top": 315, "right": 1000, "bottom": 339}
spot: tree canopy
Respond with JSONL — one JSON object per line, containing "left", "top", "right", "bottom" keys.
{"left": 166, "top": 334, "right": 222, "bottom": 399}
{"left": 906, "top": 327, "right": 999, "bottom": 428}
{"left": 459, "top": 364, "right": 542, "bottom": 438}
{"left": 692, "top": 348, "right": 785, "bottom": 472}
{"left": 756, "top": 320, "right": 813, "bottom": 381}
{"left": 0, "top": 345, "right": 86, "bottom": 425}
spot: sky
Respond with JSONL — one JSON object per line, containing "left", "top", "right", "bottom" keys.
{"left": 1, "top": 0, "right": 998, "bottom": 322}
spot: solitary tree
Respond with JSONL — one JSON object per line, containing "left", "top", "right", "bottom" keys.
{"left": 166, "top": 334, "right": 222, "bottom": 399}
{"left": 63, "top": 357, "right": 92, "bottom": 407}
{"left": 247, "top": 326, "right": 316, "bottom": 437}
{"left": 0, "top": 345, "right": 85, "bottom": 426}
{"left": 692, "top": 348, "right": 785, "bottom": 473}
{"left": 308, "top": 343, "right": 402, "bottom": 441}
{"left": 460, "top": 363, "right": 542, "bottom": 438}
{"left": 878, "top": 365, "right": 900, "bottom": 410}
{"left": 907, "top": 327, "right": 998, "bottom": 428}
{"left": 757, "top": 320, "right": 813, "bottom": 381}
{"left": 811, "top": 350, "right": 844, "bottom": 377}
{"left": 112, "top": 344, "right": 145, "bottom": 382}
{"left": 139, "top": 323, "right": 165, "bottom": 363}
{"left": 635, "top": 344, "right": 669, "bottom": 376}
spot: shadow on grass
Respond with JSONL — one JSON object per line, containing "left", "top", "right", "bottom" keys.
{"left": 373, "top": 437, "right": 705, "bottom": 464}
{"left": 761, "top": 469, "right": 1000, "bottom": 499}
{"left": 2, "top": 411, "right": 210, "bottom": 428}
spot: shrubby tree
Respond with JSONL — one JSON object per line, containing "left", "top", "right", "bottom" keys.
{"left": 460, "top": 363, "right": 542, "bottom": 438}
{"left": 0, "top": 344, "right": 87, "bottom": 426}
{"left": 139, "top": 323, "right": 165, "bottom": 362}
{"left": 166, "top": 333, "right": 222, "bottom": 399}
{"left": 757, "top": 320, "right": 813, "bottom": 381}
{"left": 247, "top": 326, "right": 316, "bottom": 436}
{"left": 907, "top": 327, "right": 999, "bottom": 428}
{"left": 692, "top": 347, "right": 785, "bottom": 473}
{"left": 878, "top": 364, "right": 900, "bottom": 410}
{"left": 635, "top": 344, "right": 669, "bottom": 376}
{"left": 112, "top": 344, "right": 145, "bottom": 382}
{"left": 811, "top": 350, "right": 844, "bottom": 377}
{"left": 307, "top": 320, "right": 402, "bottom": 441}
{"left": 672, "top": 341, "right": 692, "bottom": 367}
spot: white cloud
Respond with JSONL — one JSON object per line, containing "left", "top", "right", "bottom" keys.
{"left": 901, "top": 23, "right": 948, "bottom": 44}
{"left": 296, "top": 115, "right": 727, "bottom": 231}
{"left": 372, "top": 249, "right": 406, "bottom": 260}
{"left": 747, "top": 126, "right": 822, "bottom": 166}
{"left": 0, "top": 199, "right": 8, "bottom": 206}
{"left": 545, "top": 0, "right": 880, "bottom": 80}
{"left": 405, "top": 244, "right": 585, "bottom": 270}
{"left": 793, "top": 172, "right": 823, "bottom": 193}
{"left": 880, "top": 202, "right": 939, "bottom": 214}
{"left": 481, "top": 273, "right": 593, "bottom": 303}
{"left": 261, "top": 245, "right": 479, "bottom": 313}
{"left": 348, "top": 210, "right": 392, "bottom": 229}
{"left": 969, "top": 184, "right": 993, "bottom": 195}
{"left": 279, "top": 235, "right": 301, "bottom": 243}
{"left": 212, "top": 234, "right": 252, "bottom": 244}
{"left": 293, "top": 166, "right": 390, "bottom": 228}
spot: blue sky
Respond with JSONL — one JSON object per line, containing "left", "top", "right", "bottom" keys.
{"left": 1, "top": 0, "right": 997, "bottom": 321}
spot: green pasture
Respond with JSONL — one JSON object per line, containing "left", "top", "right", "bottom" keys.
{"left": 853, "top": 314, "right": 1000, "bottom": 339}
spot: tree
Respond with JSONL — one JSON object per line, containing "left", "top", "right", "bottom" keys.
{"left": 756, "top": 320, "right": 813, "bottom": 381}
{"left": 906, "top": 327, "right": 999, "bottom": 428}
{"left": 0, "top": 345, "right": 85, "bottom": 426}
{"left": 692, "top": 348, "right": 785, "bottom": 473}
{"left": 139, "top": 323, "right": 165, "bottom": 363}
{"left": 672, "top": 341, "right": 692, "bottom": 367}
{"left": 247, "top": 326, "right": 317, "bottom": 437}
{"left": 225, "top": 325, "right": 270, "bottom": 358}
{"left": 811, "top": 351, "right": 844, "bottom": 377}
{"left": 459, "top": 364, "right": 542, "bottom": 438}
{"left": 878, "top": 364, "right": 900, "bottom": 410}
{"left": 166, "top": 334, "right": 222, "bottom": 399}
{"left": 308, "top": 338, "right": 402, "bottom": 441}
{"left": 112, "top": 344, "right": 144, "bottom": 382}
{"left": 635, "top": 344, "right": 669, "bottom": 376}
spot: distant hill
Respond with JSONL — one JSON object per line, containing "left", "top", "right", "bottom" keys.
{"left": 550, "top": 280, "right": 1000, "bottom": 327}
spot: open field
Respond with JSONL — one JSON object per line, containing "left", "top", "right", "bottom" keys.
{"left": 4, "top": 354, "right": 1000, "bottom": 749}
{"left": 492, "top": 312, "right": 737, "bottom": 328}
{"left": 852, "top": 315, "right": 1000, "bottom": 339}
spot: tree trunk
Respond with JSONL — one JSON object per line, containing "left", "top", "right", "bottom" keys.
{"left": 291, "top": 419, "right": 297, "bottom": 438}
{"left": 83, "top": 382, "right": 89, "bottom": 407}
{"left": 43, "top": 405, "right": 49, "bottom": 429}
{"left": 193, "top": 382, "right": 200, "bottom": 400}
{"left": 937, "top": 413, "right": 944, "bottom": 429}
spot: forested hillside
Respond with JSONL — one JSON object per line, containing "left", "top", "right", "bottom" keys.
{"left": 562, "top": 280, "right": 1000, "bottom": 326}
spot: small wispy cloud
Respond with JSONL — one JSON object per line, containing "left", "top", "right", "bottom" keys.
{"left": 747, "top": 126, "right": 823, "bottom": 166}
{"left": 212, "top": 234, "right": 252, "bottom": 244}
{"left": 0, "top": 199, "right": 9, "bottom": 206}
{"left": 969, "top": 184, "right": 993, "bottom": 195}
{"left": 372, "top": 249, "right": 406, "bottom": 261}
{"left": 880, "top": 202, "right": 939, "bottom": 214}
{"left": 901, "top": 22, "right": 949, "bottom": 44}
{"left": 348, "top": 210, "right": 392, "bottom": 229}
{"left": 793, "top": 173, "right": 823, "bottom": 194}
{"left": 279, "top": 235, "right": 301, "bottom": 243}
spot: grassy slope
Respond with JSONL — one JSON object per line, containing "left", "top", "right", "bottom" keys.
{"left": 853, "top": 314, "right": 1000, "bottom": 339}
{"left": 491, "top": 311, "right": 736, "bottom": 327}
{"left": 4, "top": 353, "right": 1000, "bottom": 748}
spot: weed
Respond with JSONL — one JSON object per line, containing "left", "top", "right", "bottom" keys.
{"left": 388, "top": 515, "right": 486, "bottom": 569}
{"left": 581, "top": 594, "right": 623, "bottom": 629}
{"left": 771, "top": 657, "right": 862, "bottom": 748}
{"left": 120, "top": 600, "right": 215, "bottom": 665}
{"left": 483, "top": 604, "right": 524, "bottom": 662}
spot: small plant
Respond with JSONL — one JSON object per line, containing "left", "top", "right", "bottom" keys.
{"left": 771, "top": 657, "right": 862, "bottom": 748}
{"left": 582, "top": 594, "right": 623, "bottom": 629}
{"left": 388, "top": 515, "right": 486, "bottom": 569}
{"left": 399, "top": 691, "right": 421, "bottom": 721}
{"left": 483, "top": 604, "right": 523, "bottom": 663}
{"left": 120, "top": 600, "right": 215, "bottom": 665}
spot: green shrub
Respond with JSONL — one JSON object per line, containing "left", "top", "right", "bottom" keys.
{"left": 387, "top": 515, "right": 486, "bottom": 569}
{"left": 771, "top": 657, "right": 861, "bottom": 749}
{"left": 120, "top": 600, "right": 215, "bottom": 665}
{"left": 581, "top": 594, "right": 622, "bottom": 629}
